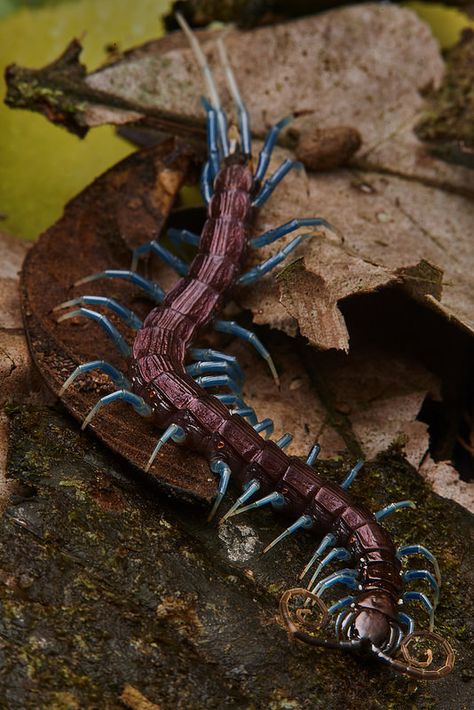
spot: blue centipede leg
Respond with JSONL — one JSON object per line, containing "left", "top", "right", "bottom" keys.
{"left": 60, "top": 360, "right": 130, "bottom": 396}
{"left": 312, "top": 568, "right": 358, "bottom": 597}
{"left": 250, "top": 217, "right": 337, "bottom": 249}
{"left": 207, "top": 458, "right": 231, "bottom": 521}
{"left": 214, "top": 393, "right": 258, "bottom": 426}
{"left": 398, "top": 612, "right": 415, "bottom": 636}
{"left": 340, "top": 461, "right": 364, "bottom": 490}
{"left": 214, "top": 319, "right": 279, "bottom": 386}
{"left": 54, "top": 296, "right": 142, "bottom": 330}
{"left": 82, "top": 389, "right": 152, "bottom": 430}
{"left": 328, "top": 595, "right": 355, "bottom": 615}
{"left": 189, "top": 348, "right": 244, "bottom": 384}
{"left": 186, "top": 361, "right": 243, "bottom": 386}
{"left": 233, "top": 408, "right": 256, "bottom": 421}
{"left": 146, "top": 422, "right": 186, "bottom": 472}
{"left": 194, "top": 374, "right": 241, "bottom": 396}
{"left": 131, "top": 241, "right": 189, "bottom": 275}
{"left": 237, "top": 234, "right": 313, "bottom": 286}
{"left": 299, "top": 532, "right": 336, "bottom": 579}
{"left": 374, "top": 500, "right": 416, "bottom": 521}
{"left": 252, "top": 159, "right": 302, "bottom": 208}
{"left": 307, "top": 547, "right": 351, "bottom": 591}
{"left": 254, "top": 115, "right": 294, "bottom": 183}
{"left": 75, "top": 270, "right": 164, "bottom": 303}
{"left": 263, "top": 514, "right": 313, "bottom": 555}
{"left": 402, "top": 591, "right": 435, "bottom": 631}
{"left": 306, "top": 443, "right": 321, "bottom": 466}
{"left": 226, "top": 490, "right": 285, "bottom": 519}
{"left": 200, "top": 161, "right": 213, "bottom": 204}
{"left": 253, "top": 418, "right": 274, "bottom": 438}
{"left": 57, "top": 308, "right": 131, "bottom": 358}
{"left": 168, "top": 228, "right": 200, "bottom": 248}
{"left": 276, "top": 433, "right": 292, "bottom": 449}
{"left": 397, "top": 544, "right": 441, "bottom": 586}
{"left": 219, "top": 479, "right": 261, "bottom": 523}
{"left": 403, "top": 569, "right": 440, "bottom": 607}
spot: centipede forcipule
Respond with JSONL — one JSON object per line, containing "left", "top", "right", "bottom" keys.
{"left": 52, "top": 15, "right": 454, "bottom": 679}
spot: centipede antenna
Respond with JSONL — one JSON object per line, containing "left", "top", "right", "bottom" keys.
{"left": 219, "top": 479, "right": 261, "bottom": 523}
{"left": 176, "top": 11, "right": 229, "bottom": 156}
{"left": 146, "top": 422, "right": 186, "bottom": 472}
{"left": 263, "top": 514, "right": 313, "bottom": 555}
{"left": 340, "top": 460, "right": 364, "bottom": 490}
{"left": 216, "top": 37, "right": 251, "bottom": 156}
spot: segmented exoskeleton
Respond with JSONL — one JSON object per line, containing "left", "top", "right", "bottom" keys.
{"left": 55, "top": 15, "right": 454, "bottom": 679}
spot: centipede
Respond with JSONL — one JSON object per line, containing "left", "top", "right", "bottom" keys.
{"left": 39, "top": 15, "right": 454, "bottom": 679}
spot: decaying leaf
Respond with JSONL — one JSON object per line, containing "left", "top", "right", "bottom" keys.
{"left": 416, "top": 27, "right": 474, "bottom": 168}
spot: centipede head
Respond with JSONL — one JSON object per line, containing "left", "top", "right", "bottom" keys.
{"left": 280, "top": 588, "right": 455, "bottom": 680}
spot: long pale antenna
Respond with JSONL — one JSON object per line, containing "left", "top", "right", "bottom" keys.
{"left": 175, "top": 12, "right": 222, "bottom": 111}
{"left": 217, "top": 38, "right": 251, "bottom": 156}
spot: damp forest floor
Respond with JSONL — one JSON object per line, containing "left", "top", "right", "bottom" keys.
{"left": 0, "top": 400, "right": 472, "bottom": 709}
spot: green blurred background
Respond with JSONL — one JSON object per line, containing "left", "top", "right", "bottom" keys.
{"left": 0, "top": 0, "right": 472, "bottom": 240}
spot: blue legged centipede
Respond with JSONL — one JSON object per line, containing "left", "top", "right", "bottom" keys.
{"left": 54, "top": 14, "right": 454, "bottom": 679}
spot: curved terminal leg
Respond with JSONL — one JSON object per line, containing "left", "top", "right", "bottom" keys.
{"left": 60, "top": 360, "right": 130, "bottom": 396}
{"left": 374, "top": 500, "right": 416, "bottom": 521}
{"left": 402, "top": 591, "right": 435, "bottom": 631}
{"left": 307, "top": 547, "right": 351, "bottom": 591}
{"left": 194, "top": 374, "right": 241, "bottom": 396}
{"left": 220, "top": 479, "right": 261, "bottom": 523}
{"left": 237, "top": 234, "right": 314, "bottom": 286}
{"left": 227, "top": 490, "right": 285, "bottom": 520}
{"left": 253, "top": 418, "right": 274, "bottom": 437}
{"left": 57, "top": 308, "right": 131, "bottom": 358}
{"left": 168, "top": 228, "right": 200, "bottom": 248}
{"left": 313, "top": 568, "right": 359, "bottom": 597}
{"left": 306, "top": 442, "right": 321, "bottom": 466}
{"left": 397, "top": 544, "right": 441, "bottom": 586}
{"left": 214, "top": 319, "right": 279, "bottom": 386}
{"left": 250, "top": 217, "right": 336, "bottom": 249}
{"left": 82, "top": 389, "right": 152, "bottom": 430}
{"left": 403, "top": 569, "right": 440, "bottom": 607}
{"left": 340, "top": 461, "right": 364, "bottom": 490}
{"left": 252, "top": 159, "right": 301, "bottom": 208}
{"left": 263, "top": 514, "right": 313, "bottom": 555}
{"left": 54, "top": 295, "right": 142, "bottom": 330}
{"left": 254, "top": 115, "right": 293, "bottom": 184}
{"left": 146, "top": 422, "right": 186, "bottom": 472}
{"left": 300, "top": 532, "right": 336, "bottom": 580}
{"left": 131, "top": 241, "right": 189, "bottom": 275}
{"left": 276, "top": 433, "right": 293, "bottom": 449}
{"left": 208, "top": 458, "right": 231, "bottom": 521}
{"left": 75, "top": 270, "right": 164, "bottom": 303}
